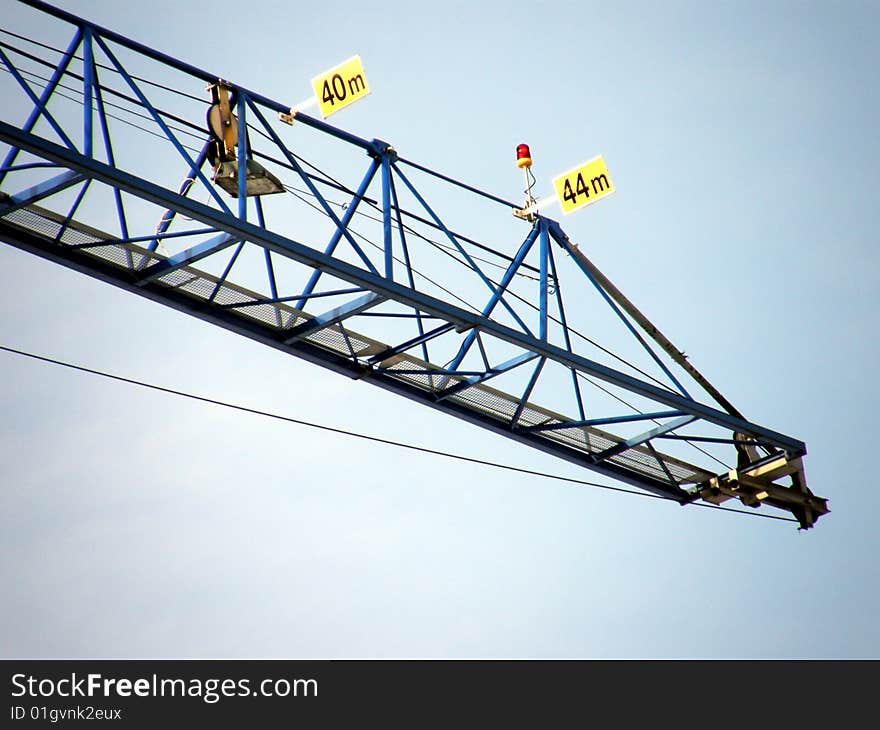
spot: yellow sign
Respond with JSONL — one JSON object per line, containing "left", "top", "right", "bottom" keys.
{"left": 552, "top": 155, "right": 615, "bottom": 214}
{"left": 311, "top": 55, "right": 371, "bottom": 118}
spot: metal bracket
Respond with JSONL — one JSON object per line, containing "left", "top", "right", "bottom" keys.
{"left": 512, "top": 206, "right": 536, "bottom": 222}
{"left": 697, "top": 455, "right": 829, "bottom": 528}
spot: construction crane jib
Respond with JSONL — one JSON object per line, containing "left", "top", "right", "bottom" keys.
{"left": 0, "top": 0, "right": 829, "bottom": 528}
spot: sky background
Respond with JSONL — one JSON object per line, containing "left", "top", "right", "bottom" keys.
{"left": 1, "top": 0, "right": 878, "bottom": 658}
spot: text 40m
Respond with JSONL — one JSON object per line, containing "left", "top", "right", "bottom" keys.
{"left": 321, "top": 72, "right": 367, "bottom": 107}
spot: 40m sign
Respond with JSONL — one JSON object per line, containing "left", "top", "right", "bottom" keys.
{"left": 311, "top": 55, "right": 371, "bottom": 118}
{"left": 552, "top": 156, "right": 615, "bottom": 214}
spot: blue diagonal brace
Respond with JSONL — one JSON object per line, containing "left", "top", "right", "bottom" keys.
{"left": 0, "top": 171, "right": 85, "bottom": 214}
{"left": 0, "top": 45, "right": 78, "bottom": 153}
{"left": 246, "top": 102, "right": 380, "bottom": 277}
{"left": 294, "top": 158, "right": 380, "bottom": 309}
{"left": 647, "top": 442, "right": 679, "bottom": 487}
{"left": 436, "top": 351, "right": 540, "bottom": 402}
{"left": 524, "top": 410, "right": 686, "bottom": 432}
{"left": 367, "top": 323, "right": 456, "bottom": 365}
{"left": 510, "top": 357, "right": 546, "bottom": 429}
{"left": 592, "top": 415, "right": 698, "bottom": 463}
{"left": 92, "top": 35, "right": 232, "bottom": 216}
{"left": 283, "top": 292, "right": 386, "bottom": 344}
{"left": 440, "top": 225, "right": 542, "bottom": 386}
{"left": 0, "top": 27, "right": 82, "bottom": 186}
{"left": 547, "top": 221, "right": 692, "bottom": 399}
{"left": 393, "top": 162, "right": 534, "bottom": 336}
{"left": 136, "top": 232, "right": 240, "bottom": 283}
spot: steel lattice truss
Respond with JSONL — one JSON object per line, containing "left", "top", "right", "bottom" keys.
{"left": 0, "top": 0, "right": 829, "bottom": 527}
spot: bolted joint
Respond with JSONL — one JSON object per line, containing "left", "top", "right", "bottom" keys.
{"left": 368, "top": 138, "right": 397, "bottom": 162}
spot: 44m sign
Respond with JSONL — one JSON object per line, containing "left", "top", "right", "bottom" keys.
{"left": 311, "top": 55, "right": 371, "bottom": 118}
{"left": 552, "top": 155, "right": 615, "bottom": 214}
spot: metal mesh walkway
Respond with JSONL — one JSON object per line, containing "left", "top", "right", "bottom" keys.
{"left": 0, "top": 200, "right": 715, "bottom": 490}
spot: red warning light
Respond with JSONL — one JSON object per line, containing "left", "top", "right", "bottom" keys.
{"left": 516, "top": 143, "right": 532, "bottom": 169}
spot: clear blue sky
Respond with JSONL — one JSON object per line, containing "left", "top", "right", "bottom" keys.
{"left": 1, "top": 0, "right": 878, "bottom": 658}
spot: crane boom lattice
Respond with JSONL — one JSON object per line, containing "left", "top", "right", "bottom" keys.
{"left": 0, "top": 0, "right": 829, "bottom": 528}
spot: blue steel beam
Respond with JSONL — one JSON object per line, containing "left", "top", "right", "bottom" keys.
{"left": 388, "top": 172, "right": 432, "bottom": 367}
{"left": 221, "top": 288, "right": 367, "bottom": 309}
{"left": 16, "top": 0, "right": 376, "bottom": 167}
{"left": 92, "top": 35, "right": 233, "bottom": 217}
{"left": 136, "top": 232, "right": 240, "bottom": 284}
{"left": 0, "top": 120, "right": 807, "bottom": 457}
{"left": 392, "top": 162, "right": 535, "bottom": 337}
{"left": 538, "top": 220, "right": 549, "bottom": 341}
{"left": 70, "top": 228, "right": 216, "bottom": 250}
{"left": 442, "top": 224, "right": 542, "bottom": 379}
{"left": 81, "top": 28, "right": 94, "bottom": 158}
{"left": 547, "top": 243, "right": 586, "bottom": 421}
{"left": 246, "top": 102, "right": 381, "bottom": 276}
{"left": 547, "top": 222, "right": 692, "bottom": 399}
{"left": 510, "top": 357, "right": 546, "bottom": 428}
{"left": 524, "top": 411, "right": 687, "bottom": 432}
{"left": 593, "top": 416, "right": 699, "bottom": 464}
{"left": 0, "top": 23, "right": 82, "bottom": 185}
{"left": 236, "top": 93, "right": 248, "bottom": 215}
{"left": 647, "top": 442, "right": 679, "bottom": 487}
{"left": 367, "top": 323, "right": 457, "bottom": 365}
{"left": 294, "top": 158, "right": 380, "bottom": 309}
{"left": 0, "top": 170, "right": 85, "bottom": 214}
{"left": 207, "top": 242, "right": 244, "bottom": 304}
{"left": 547, "top": 218, "right": 747, "bottom": 421}
{"left": 52, "top": 178, "right": 90, "bottom": 244}
{"left": 381, "top": 155, "right": 393, "bottom": 279}
{"left": 283, "top": 292, "right": 386, "bottom": 344}
{"left": 0, "top": 45, "right": 78, "bottom": 152}
{"left": 90, "top": 56, "right": 130, "bottom": 243}
{"left": 436, "top": 352, "right": 540, "bottom": 401}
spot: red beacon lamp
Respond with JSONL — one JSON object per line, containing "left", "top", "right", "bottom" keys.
{"left": 513, "top": 143, "right": 537, "bottom": 220}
